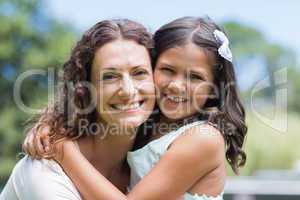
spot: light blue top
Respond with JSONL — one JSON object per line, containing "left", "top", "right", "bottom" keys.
{"left": 127, "top": 120, "right": 224, "bottom": 200}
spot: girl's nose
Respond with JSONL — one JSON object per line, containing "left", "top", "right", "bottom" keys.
{"left": 167, "top": 80, "right": 186, "bottom": 94}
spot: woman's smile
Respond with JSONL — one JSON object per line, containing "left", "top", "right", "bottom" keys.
{"left": 110, "top": 100, "right": 146, "bottom": 113}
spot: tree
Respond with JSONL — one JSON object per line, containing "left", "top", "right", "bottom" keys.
{"left": 0, "top": 0, "right": 76, "bottom": 185}
{"left": 223, "top": 21, "right": 298, "bottom": 100}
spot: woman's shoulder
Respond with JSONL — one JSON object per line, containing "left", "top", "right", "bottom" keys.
{"left": 9, "top": 155, "right": 65, "bottom": 189}
{"left": 6, "top": 155, "right": 81, "bottom": 199}
{"left": 14, "top": 155, "right": 62, "bottom": 175}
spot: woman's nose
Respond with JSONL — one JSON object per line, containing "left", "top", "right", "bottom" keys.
{"left": 118, "top": 74, "right": 137, "bottom": 99}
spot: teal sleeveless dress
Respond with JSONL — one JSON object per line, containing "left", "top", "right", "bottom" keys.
{"left": 127, "top": 121, "right": 224, "bottom": 200}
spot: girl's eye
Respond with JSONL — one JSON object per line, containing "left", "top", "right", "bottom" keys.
{"left": 160, "top": 67, "right": 175, "bottom": 75}
{"left": 189, "top": 74, "right": 204, "bottom": 81}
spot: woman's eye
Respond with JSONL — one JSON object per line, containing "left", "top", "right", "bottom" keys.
{"left": 101, "top": 73, "right": 119, "bottom": 81}
{"left": 133, "top": 69, "right": 148, "bottom": 76}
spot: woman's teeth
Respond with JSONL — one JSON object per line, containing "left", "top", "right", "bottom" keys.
{"left": 167, "top": 96, "right": 187, "bottom": 103}
{"left": 113, "top": 102, "right": 142, "bottom": 111}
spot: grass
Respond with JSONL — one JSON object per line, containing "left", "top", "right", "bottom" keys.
{"left": 227, "top": 111, "right": 300, "bottom": 176}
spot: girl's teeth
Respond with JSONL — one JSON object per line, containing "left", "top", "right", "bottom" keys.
{"left": 167, "top": 96, "right": 187, "bottom": 103}
{"left": 114, "top": 102, "right": 140, "bottom": 110}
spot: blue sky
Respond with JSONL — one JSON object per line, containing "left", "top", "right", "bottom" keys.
{"left": 46, "top": 0, "right": 299, "bottom": 90}
{"left": 46, "top": 0, "right": 299, "bottom": 61}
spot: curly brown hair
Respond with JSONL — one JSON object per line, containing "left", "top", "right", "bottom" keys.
{"left": 24, "top": 19, "right": 153, "bottom": 156}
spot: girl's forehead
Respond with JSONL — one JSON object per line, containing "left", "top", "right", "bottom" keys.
{"left": 158, "top": 44, "right": 212, "bottom": 68}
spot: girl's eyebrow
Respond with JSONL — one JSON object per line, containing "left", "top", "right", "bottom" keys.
{"left": 188, "top": 68, "right": 208, "bottom": 76}
{"left": 189, "top": 69, "right": 206, "bottom": 75}
{"left": 159, "top": 63, "right": 175, "bottom": 68}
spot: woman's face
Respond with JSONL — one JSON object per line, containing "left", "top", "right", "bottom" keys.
{"left": 154, "top": 42, "right": 214, "bottom": 121}
{"left": 91, "top": 39, "right": 155, "bottom": 128}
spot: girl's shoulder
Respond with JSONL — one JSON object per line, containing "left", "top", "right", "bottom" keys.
{"left": 169, "top": 122, "right": 225, "bottom": 164}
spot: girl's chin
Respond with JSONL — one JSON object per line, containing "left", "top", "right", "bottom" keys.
{"left": 161, "top": 109, "right": 198, "bottom": 122}
{"left": 160, "top": 111, "right": 185, "bottom": 121}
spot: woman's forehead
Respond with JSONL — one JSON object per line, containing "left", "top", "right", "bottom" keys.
{"left": 93, "top": 39, "right": 151, "bottom": 70}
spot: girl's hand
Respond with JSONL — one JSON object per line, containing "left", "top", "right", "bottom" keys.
{"left": 22, "top": 125, "right": 51, "bottom": 159}
{"left": 54, "top": 139, "right": 80, "bottom": 164}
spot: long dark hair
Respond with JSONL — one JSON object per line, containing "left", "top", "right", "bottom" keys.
{"left": 152, "top": 16, "right": 247, "bottom": 174}
{"left": 24, "top": 19, "right": 153, "bottom": 156}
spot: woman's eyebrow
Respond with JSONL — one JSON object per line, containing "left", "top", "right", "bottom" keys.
{"left": 131, "top": 65, "right": 143, "bottom": 70}
{"left": 101, "top": 67, "right": 118, "bottom": 71}
{"left": 131, "top": 65, "right": 151, "bottom": 70}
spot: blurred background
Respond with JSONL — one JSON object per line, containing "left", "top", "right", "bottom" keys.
{"left": 0, "top": 0, "right": 299, "bottom": 199}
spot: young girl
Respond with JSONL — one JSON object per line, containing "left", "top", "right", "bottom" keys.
{"left": 23, "top": 16, "right": 247, "bottom": 200}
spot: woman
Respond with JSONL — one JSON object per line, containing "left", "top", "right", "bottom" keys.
{"left": 0, "top": 18, "right": 156, "bottom": 200}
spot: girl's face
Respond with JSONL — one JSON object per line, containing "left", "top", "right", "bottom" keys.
{"left": 91, "top": 39, "right": 155, "bottom": 128}
{"left": 154, "top": 42, "right": 214, "bottom": 121}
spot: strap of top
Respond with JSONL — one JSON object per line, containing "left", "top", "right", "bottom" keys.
{"left": 150, "top": 120, "right": 206, "bottom": 154}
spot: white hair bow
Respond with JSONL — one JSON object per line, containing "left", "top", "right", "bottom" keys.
{"left": 213, "top": 30, "right": 232, "bottom": 62}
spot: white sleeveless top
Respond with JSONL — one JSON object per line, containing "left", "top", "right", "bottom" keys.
{"left": 0, "top": 156, "right": 81, "bottom": 200}
{"left": 127, "top": 121, "right": 224, "bottom": 200}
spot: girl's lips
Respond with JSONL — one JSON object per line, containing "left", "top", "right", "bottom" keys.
{"left": 161, "top": 93, "right": 188, "bottom": 102}
{"left": 166, "top": 95, "right": 188, "bottom": 103}
{"left": 162, "top": 96, "right": 188, "bottom": 109}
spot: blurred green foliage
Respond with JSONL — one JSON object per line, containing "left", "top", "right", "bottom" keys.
{"left": 0, "top": 0, "right": 77, "bottom": 185}
{"left": 226, "top": 112, "right": 300, "bottom": 176}
{"left": 224, "top": 21, "right": 300, "bottom": 175}
{"left": 0, "top": 0, "right": 300, "bottom": 188}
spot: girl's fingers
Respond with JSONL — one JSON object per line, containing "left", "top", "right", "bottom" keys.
{"left": 34, "top": 132, "right": 44, "bottom": 159}
{"left": 22, "top": 134, "right": 29, "bottom": 155}
{"left": 40, "top": 126, "right": 51, "bottom": 151}
{"left": 42, "top": 135, "right": 51, "bottom": 152}
{"left": 27, "top": 132, "right": 38, "bottom": 158}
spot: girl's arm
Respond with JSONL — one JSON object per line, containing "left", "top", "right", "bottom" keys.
{"left": 56, "top": 141, "right": 127, "bottom": 200}
{"left": 22, "top": 125, "right": 125, "bottom": 200}
{"left": 58, "top": 124, "right": 225, "bottom": 200}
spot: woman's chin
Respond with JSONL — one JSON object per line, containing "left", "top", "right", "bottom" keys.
{"left": 117, "top": 117, "right": 145, "bottom": 129}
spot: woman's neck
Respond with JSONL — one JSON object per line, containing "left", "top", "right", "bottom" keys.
{"left": 77, "top": 121, "right": 136, "bottom": 178}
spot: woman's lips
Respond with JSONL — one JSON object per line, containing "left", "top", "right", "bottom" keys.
{"left": 110, "top": 100, "right": 145, "bottom": 113}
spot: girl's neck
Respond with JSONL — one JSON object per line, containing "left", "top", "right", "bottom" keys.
{"left": 152, "top": 114, "right": 200, "bottom": 139}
